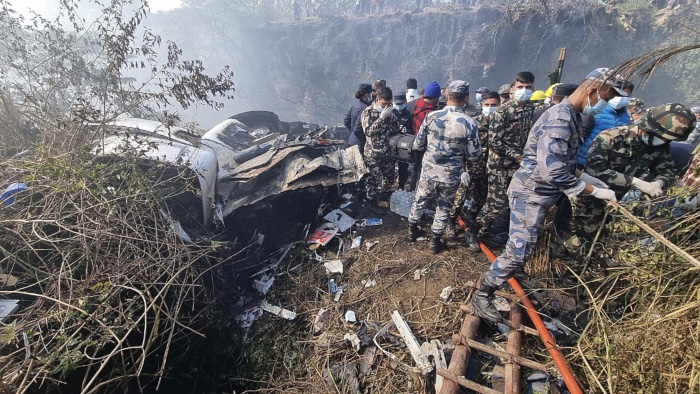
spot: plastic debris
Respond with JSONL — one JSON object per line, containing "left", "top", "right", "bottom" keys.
{"left": 253, "top": 274, "right": 275, "bottom": 295}
{"left": 439, "top": 286, "right": 453, "bottom": 301}
{"left": 361, "top": 279, "right": 377, "bottom": 288}
{"left": 344, "top": 332, "right": 361, "bottom": 350}
{"left": 323, "top": 259, "right": 344, "bottom": 274}
{"left": 360, "top": 218, "right": 382, "bottom": 226}
{"left": 237, "top": 305, "right": 264, "bottom": 329}
{"left": 329, "top": 279, "right": 338, "bottom": 294}
{"left": 324, "top": 209, "right": 355, "bottom": 232}
{"left": 313, "top": 308, "right": 330, "bottom": 334}
{"left": 351, "top": 236, "right": 363, "bottom": 249}
{"left": 0, "top": 300, "right": 20, "bottom": 323}
{"left": 493, "top": 296, "right": 510, "bottom": 312}
{"left": 260, "top": 300, "right": 297, "bottom": 320}
{"left": 1, "top": 183, "right": 28, "bottom": 206}
{"left": 416, "top": 236, "right": 427, "bottom": 241}
{"left": 308, "top": 223, "right": 339, "bottom": 246}
{"left": 333, "top": 287, "right": 344, "bottom": 302}
{"left": 413, "top": 268, "right": 428, "bottom": 281}
{"left": 345, "top": 310, "right": 357, "bottom": 323}
{"left": 365, "top": 241, "right": 379, "bottom": 251}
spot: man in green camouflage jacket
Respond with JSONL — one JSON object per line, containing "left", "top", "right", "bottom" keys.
{"left": 565, "top": 103, "right": 697, "bottom": 260}
{"left": 474, "top": 71, "right": 536, "bottom": 248}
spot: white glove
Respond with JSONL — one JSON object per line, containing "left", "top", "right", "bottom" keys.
{"left": 379, "top": 107, "right": 393, "bottom": 120}
{"left": 590, "top": 186, "right": 617, "bottom": 202}
{"left": 632, "top": 177, "right": 664, "bottom": 198}
{"left": 579, "top": 173, "right": 609, "bottom": 189}
{"left": 460, "top": 172, "right": 470, "bottom": 185}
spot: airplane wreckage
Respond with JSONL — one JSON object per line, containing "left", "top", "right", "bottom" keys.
{"left": 93, "top": 111, "right": 366, "bottom": 230}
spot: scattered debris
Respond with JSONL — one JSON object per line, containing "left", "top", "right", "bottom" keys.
{"left": 360, "top": 218, "right": 382, "bottom": 226}
{"left": 344, "top": 310, "right": 357, "bottom": 323}
{"left": 416, "top": 236, "right": 427, "bottom": 241}
{"left": 440, "top": 286, "right": 454, "bottom": 301}
{"left": 493, "top": 296, "right": 510, "bottom": 312}
{"left": 390, "top": 310, "right": 433, "bottom": 373}
{"left": 323, "top": 259, "right": 344, "bottom": 274}
{"left": 260, "top": 300, "right": 297, "bottom": 320}
{"left": 0, "top": 300, "right": 20, "bottom": 323}
{"left": 1, "top": 182, "right": 28, "bottom": 206}
{"left": 313, "top": 308, "right": 330, "bottom": 334}
{"left": 237, "top": 305, "right": 264, "bottom": 329}
{"left": 333, "top": 287, "right": 344, "bottom": 302}
{"left": 344, "top": 333, "right": 361, "bottom": 351}
{"left": 0, "top": 274, "right": 18, "bottom": 287}
{"left": 363, "top": 278, "right": 377, "bottom": 288}
{"left": 365, "top": 241, "right": 379, "bottom": 251}
{"left": 421, "top": 340, "right": 447, "bottom": 392}
{"left": 309, "top": 223, "right": 339, "bottom": 246}
{"left": 253, "top": 274, "right": 275, "bottom": 295}
{"left": 324, "top": 209, "right": 355, "bottom": 232}
{"left": 413, "top": 268, "right": 429, "bottom": 281}
{"left": 350, "top": 236, "right": 362, "bottom": 249}
{"left": 329, "top": 278, "right": 338, "bottom": 294}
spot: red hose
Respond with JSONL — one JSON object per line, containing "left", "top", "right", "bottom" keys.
{"left": 479, "top": 243, "right": 584, "bottom": 394}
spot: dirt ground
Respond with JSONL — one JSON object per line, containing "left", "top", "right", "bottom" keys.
{"left": 235, "top": 199, "right": 579, "bottom": 394}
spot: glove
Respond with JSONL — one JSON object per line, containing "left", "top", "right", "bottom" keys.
{"left": 579, "top": 173, "right": 609, "bottom": 189}
{"left": 379, "top": 107, "right": 393, "bottom": 120}
{"left": 590, "top": 186, "right": 617, "bottom": 202}
{"left": 460, "top": 172, "right": 470, "bottom": 185}
{"left": 632, "top": 177, "right": 663, "bottom": 198}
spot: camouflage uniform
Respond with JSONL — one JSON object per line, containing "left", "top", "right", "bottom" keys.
{"left": 450, "top": 113, "right": 489, "bottom": 222}
{"left": 484, "top": 99, "right": 584, "bottom": 288}
{"left": 409, "top": 105, "right": 482, "bottom": 235}
{"left": 476, "top": 99, "right": 535, "bottom": 238}
{"left": 566, "top": 125, "right": 676, "bottom": 257}
{"left": 361, "top": 104, "right": 399, "bottom": 201}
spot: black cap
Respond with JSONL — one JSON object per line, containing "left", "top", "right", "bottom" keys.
{"left": 357, "top": 83, "right": 373, "bottom": 95}
{"left": 553, "top": 83, "right": 578, "bottom": 97}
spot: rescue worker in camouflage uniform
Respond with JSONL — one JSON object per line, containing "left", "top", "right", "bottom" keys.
{"left": 472, "top": 68, "right": 624, "bottom": 323}
{"left": 447, "top": 91, "right": 501, "bottom": 242}
{"left": 563, "top": 103, "right": 697, "bottom": 260}
{"left": 407, "top": 81, "right": 482, "bottom": 254}
{"left": 473, "top": 71, "right": 536, "bottom": 249}
{"left": 361, "top": 86, "right": 399, "bottom": 215}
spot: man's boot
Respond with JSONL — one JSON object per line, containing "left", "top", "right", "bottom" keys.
{"left": 471, "top": 282, "right": 503, "bottom": 323}
{"left": 407, "top": 223, "right": 423, "bottom": 242}
{"left": 430, "top": 233, "right": 445, "bottom": 254}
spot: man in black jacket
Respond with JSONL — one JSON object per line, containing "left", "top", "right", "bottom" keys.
{"left": 344, "top": 83, "right": 373, "bottom": 156}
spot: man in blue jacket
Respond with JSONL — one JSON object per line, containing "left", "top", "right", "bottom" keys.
{"left": 345, "top": 83, "right": 374, "bottom": 156}
{"left": 576, "top": 80, "right": 632, "bottom": 168}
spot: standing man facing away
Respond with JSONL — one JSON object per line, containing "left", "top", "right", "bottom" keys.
{"left": 407, "top": 81, "right": 482, "bottom": 254}
{"left": 471, "top": 68, "right": 624, "bottom": 323}
{"left": 361, "top": 86, "right": 399, "bottom": 215}
{"left": 473, "top": 71, "right": 536, "bottom": 248}
{"left": 345, "top": 83, "right": 374, "bottom": 156}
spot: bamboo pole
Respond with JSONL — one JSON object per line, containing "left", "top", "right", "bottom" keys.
{"left": 608, "top": 201, "right": 700, "bottom": 270}
{"left": 505, "top": 304, "right": 524, "bottom": 394}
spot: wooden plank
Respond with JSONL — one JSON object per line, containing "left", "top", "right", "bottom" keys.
{"left": 391, "top": 310, "right": 432, "bottom": 373}
{"left": 437, "top": 369, "right": 501, "bottom": 394}
{"left": 464, "top": 339, "right": 547, "bottom": 372}
{"left": 505, "top": 304, "right": 524, "bottom": 394}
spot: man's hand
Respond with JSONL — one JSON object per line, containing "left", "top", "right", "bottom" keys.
{"left": 590, "top": 186, "right": 617, "bottom": 202}
{"left": 579, "top": 173, "right": 609, "bottom": 189}
{"left": 379, "top": 107, "right": 393, "bottom": 120}
{"left": 632, "top": 177, "right": 664, "bottom": 197}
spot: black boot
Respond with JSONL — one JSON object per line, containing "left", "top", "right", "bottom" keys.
{"left": 430, "top": 233, "right": 445, "bottom": 254}
{"left": 465, "top": 229, "right": 480, "bottom": 252}
{"left": 407, "top": 223, "right": 423, "bottom": 242}
{"left": 471, "top": 282, "right": 503, "bottom": 323}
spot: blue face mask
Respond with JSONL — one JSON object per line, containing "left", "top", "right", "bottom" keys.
{"left": 394, "top": 103, "right": 406, "bottom": 111}
{"left": 582, "top": 92, "right": 608, "bottom": 116}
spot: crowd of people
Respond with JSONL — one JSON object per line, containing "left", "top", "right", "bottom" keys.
{"left": 342, "top": 69, "right": 700, "bottom": 323}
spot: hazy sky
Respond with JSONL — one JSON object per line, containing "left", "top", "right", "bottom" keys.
{"left": 15, "top": 0, "right": 182, "bottom": 17}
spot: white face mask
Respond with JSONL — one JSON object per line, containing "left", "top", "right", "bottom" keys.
{"left": 640, "top": 133, "right": 667, "bottom": 147}
{"left": 513, "top": 88, "right": 532, "bottom": 102}
{"left": 482, "top": 106, "right": 497, "bottom": 116}
{"left": 608, "top": 96, "right": 630, "bottom": 110}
